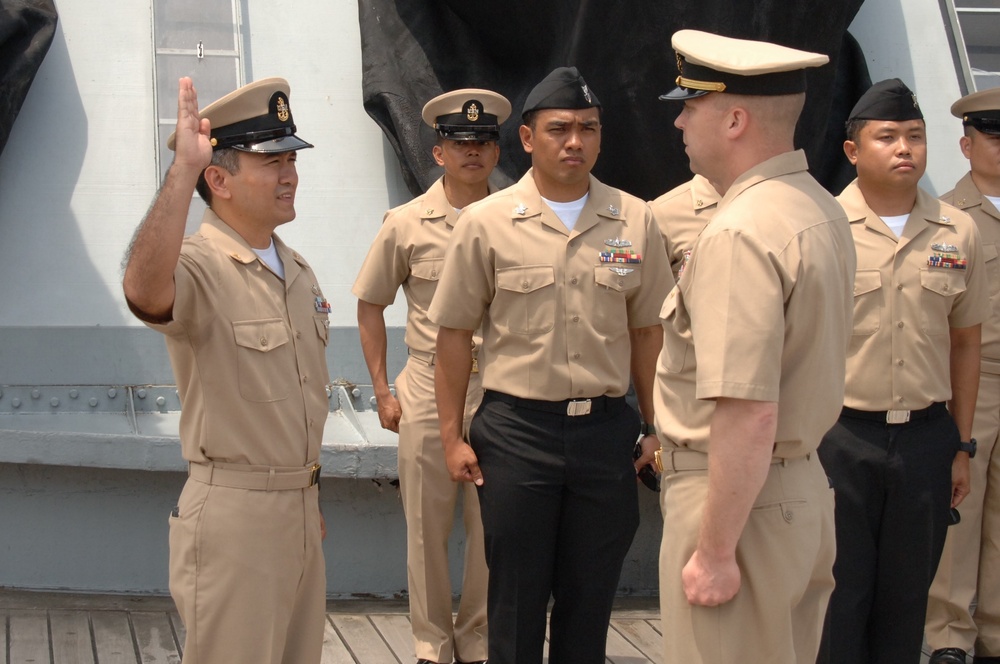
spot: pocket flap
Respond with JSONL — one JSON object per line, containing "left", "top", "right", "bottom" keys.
{"left": 410, "top": 258, "right": 444, "bottom": 281}
{"left": 594, "top": 266, "right": 642, "bottom": 292}
{"left": 496, "top": 265, "right": 555, "bottom": 294}
{"left": 853, "top": 269, "right": 882, "bottom": 297}
{"left": 233, "top": 318, "right": 289, "bottom": 352}
{"left": 984, "top": 243, "right": 998, "bottom": 263}
{"left": 920, "top": 268, "right": 967, "bottom": 297}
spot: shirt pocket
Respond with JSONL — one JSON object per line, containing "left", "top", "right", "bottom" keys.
{"left": 919, "top": 268, "right": 967, "bottom": 336}
{"left": 494, "top": 265, "right": 556, "bottom": 335}
{"left": 984, "top": 243, "right": 1000, "bottom": 304}
{"left": 232, "top": 318, "right": 292, "bottom": 402}
{"left": 660, "top": 289, "right": 691, "bottom": 374}
{"left": 593, "top": 266, "right": 643, "bottom": 339}
{"left": 409, "top": 258, "right": 444, "bottom": 307}
{"left": 314, "top": 314, "right": 330, "bottom": 346}
{"left": 852, "top": 269, "right": 882, "bottom": 337}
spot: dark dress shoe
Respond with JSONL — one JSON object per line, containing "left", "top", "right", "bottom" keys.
{"left": 973, "top": 656, "right": 1000, "bottom": 663}
{"left": 416, "top": 660, "right": 445, "bottom": 664}
{"left": 454, "top": 661, "right": 486, "bottom": 664}
{"left": 930, "top": 648, "right": 969, "bottom": 664}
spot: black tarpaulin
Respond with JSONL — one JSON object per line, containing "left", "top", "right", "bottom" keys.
{"left": 0, "top": 0, "right": 57, "bottom": 158}
{"left": 359, "top": 0, "right": 869, "bottom": 200}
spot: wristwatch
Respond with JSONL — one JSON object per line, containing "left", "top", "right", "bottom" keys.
{"left": 958, "top": 438, "right": 977, "bottom": 458}
{"left": 640, "top": 421, "right": 656, "bottom": 436}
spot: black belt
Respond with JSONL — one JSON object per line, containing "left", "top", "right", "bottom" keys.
{"left": 840, "top": 401, "right": 947, "bottom": 425}
{"left": 484, "top": 390, "right": 625, "bottom": 417}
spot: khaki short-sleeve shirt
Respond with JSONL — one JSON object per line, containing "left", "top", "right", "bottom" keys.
{"left": 839, "top": 180, "right": 988, "bottom": 410}
{"left": 141, "top": 210, "right": 331, "bottom": 466}
{"left": 654, "top": 151, "right": 856, "bottom": 458}
{"left": 649, "top": 174, "right": 719, "bottom": 281}
{"left": 352, "top": 177, "right": 485, "bottom": 356}
{"left": 428, "top": 169, "right": 672, "bottom": 400}
{"left": 942, "top": 172, "right": 1000, "bottom": 365}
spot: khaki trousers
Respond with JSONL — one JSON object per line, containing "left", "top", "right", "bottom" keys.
{"left": 169, "top": 479, "right": 326, "bottom": 664}
{"left": 396, "top": 356, "right": 488, "bottom": 663}
{"left": 658, "top": 453, "right": 835, "bottom": 664}
{"left": 927, "top": 369, "right": 1000, "bottom": 656}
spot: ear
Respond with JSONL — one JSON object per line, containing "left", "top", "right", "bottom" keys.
{"left": 203, "top": 165, "right": 232, "bottom": 201}
{"left": 726, "top": 106, "right": 749, "bottom": 139}
{"left": 843, "top": 140, "right": 859, "bottom": 165}
{"left": 519, "top": 124, "right": 534, "bottom": 154}
{"left": 960, "top": 134, "right": 973, "bottom": 160}
{"left": 432, "top": 144, "right": 446, "bottom": 167}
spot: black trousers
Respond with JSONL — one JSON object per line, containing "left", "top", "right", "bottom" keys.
{"left": 469, "top": 390, "right": 641, "bottom": 664}
{"left": 816, "top": 404, "right": 958, "bottom": 664}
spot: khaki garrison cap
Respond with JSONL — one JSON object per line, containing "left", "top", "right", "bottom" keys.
{"left": 951, "top": 87, "right": 1000, "bottom": 136}
{"left": 661, "top": 30, "right": 828, "bottom": 101}
{"left": 167, "top": 77, "right": 313, "bottom": 153}
{"left": 422, "top": 88, "right": 511, "bottom": 141}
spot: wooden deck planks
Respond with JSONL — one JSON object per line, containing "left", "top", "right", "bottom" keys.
{"left": 2, "top": 603, "right": 667, "bottom": 664}
{"left": 129, "top": 612, "right": 181, "bottom": 664}
{"left": 8, "top": 610, "right": 49, "bottom": 664}
{"left": 89, "top": 611, "right": 135, "bottom": 664}
{"left": 49, "top": 610, "right": 93, "bottom": 664}
{"left": 366, "top": 614, "right": 412, "bottom": 662}
{"left": 329, "top": 614, "right": 399, "bottom": 663}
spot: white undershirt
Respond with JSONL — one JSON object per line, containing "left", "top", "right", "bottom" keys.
{"left": 880, "top": 213, "right": 910, "bottom": 238}
{"left": 253, "top": 239, "right": 285, "bottom": 280}
{"left": 542, "top": 193, "right": 589, "bottom": 231}
{"left": 985, "top": 195, "right": 1000, "bottom": 210}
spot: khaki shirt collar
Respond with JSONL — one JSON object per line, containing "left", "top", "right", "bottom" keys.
{"left": 952, "top": 172, "right": 1000, "bottom": 222}
{"left": 840, "top": 179, "right": 956, "bottom": 250}
{"left": 199, "top": 209, "right": 307, "bottom": 286}
{"left": 720, "top": 149, "right": 809, "bottom": 207}
{"left": 420, "top": 176, "right": 500, "bottom": 228}
{"left": 508, "top": 169, "right": 626, "bottom": 237}
{"left": 689, "top": 173, "right": 721, "bottom": 211}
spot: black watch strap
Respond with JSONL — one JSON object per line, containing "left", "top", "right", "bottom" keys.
{"left": 958, "top": 438, "right": 977, "bottom": 458}
{"left": 640, "top": 422, "right": 656, "bottom": 436}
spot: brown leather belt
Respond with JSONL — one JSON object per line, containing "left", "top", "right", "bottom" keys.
{"left": 189, "top": 461, "right": 321, "bottom": 491}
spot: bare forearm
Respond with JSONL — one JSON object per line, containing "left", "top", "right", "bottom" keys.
{"left": 629, "top": 325, "right": 663, "bottom": 424}
{"left": 435, "top": 326, "right": 474, "bottom": 446}
{"left": 122, "top": 160, "right": 200, "bottom": 319}
{"left": 699, "top": 398, "right": 777, "bottom": 560}
{"left": 949, "top": 324, "right": 981, "bottom": 441}
{"left": 357, "top": 300, "right": 392, "bottom": 398}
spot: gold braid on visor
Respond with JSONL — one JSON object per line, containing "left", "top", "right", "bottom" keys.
{"left": 675, "top": 76, "right": 726, "bottom": 92}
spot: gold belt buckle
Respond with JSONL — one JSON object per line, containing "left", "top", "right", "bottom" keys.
{"left": 653, "top": 449, "right": 664, "bottom": 473}
{"left": 309, "top": 464, "right": 322, "bottom": 487}
{"left": 886, "top": 410, "right": 911, "bottom": 424}
{"left": 566, "top": 399, "right": 592, "bottom": 416}
{"left": 471, "top": 357, "right": 479, "bottom": 374}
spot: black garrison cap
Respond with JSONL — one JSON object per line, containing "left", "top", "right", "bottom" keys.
{"left": 849, "top": 78, "right": 924, "bottom": 123}
{"left": 521, "top": 67, "right": 601, "bottom": 120}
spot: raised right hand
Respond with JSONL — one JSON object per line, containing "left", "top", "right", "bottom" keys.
{"left": 173, "top": 77, "right": 213, "bottom": 173}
